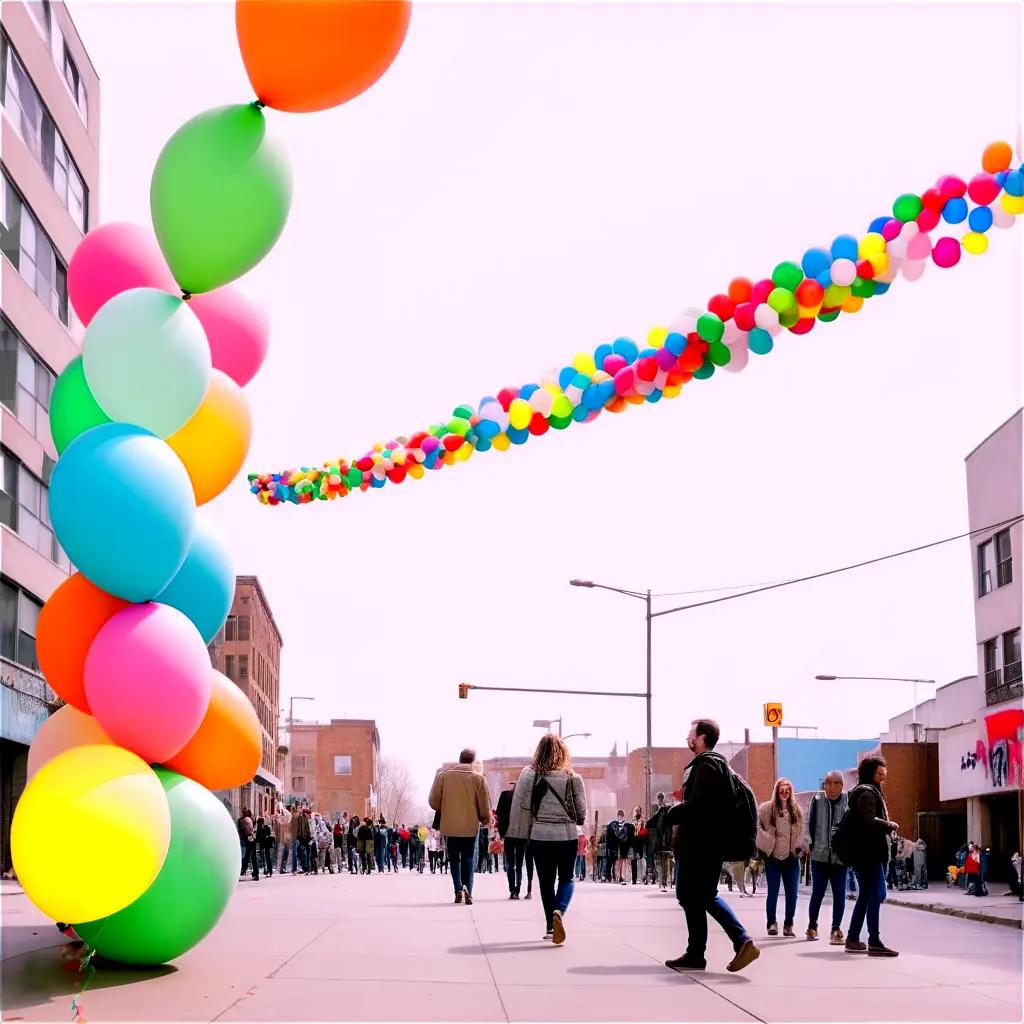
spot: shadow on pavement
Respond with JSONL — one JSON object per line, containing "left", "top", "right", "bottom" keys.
{"left": 1, "top": 940, "right": 176, "bottom": 1013}
{"left": 446, "top": 942, "right": 545, "bottom": 955}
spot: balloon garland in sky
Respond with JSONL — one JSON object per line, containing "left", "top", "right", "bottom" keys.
{"left": 248, "top": 140, "right": 1024, "bottom": 506}
{"left": 13, "top": 0, "right": 412, "bottom": 975}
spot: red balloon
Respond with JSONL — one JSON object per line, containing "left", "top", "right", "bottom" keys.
{"left": 750, "top": 278, "right": 774, "bottom": 305}
{"left": 795, "top": 279, "right": 824, "bottom": 307}
{"left": 707, "top": 293, "right": 735, "bottom": 321}
{"left": 856, "top": 259, "right": 876, "bottom": 281}
{"left": 789, "top": 318, "right": 815, "bottom": 335}
{"left": 921, "top": 187, "right": 945, "bottom": 213}
{"left": 636, "top": 356, "right": 658, "bottom": 383}
{"left": 733, "top": 302, "right": 756, "bottom": 331}
{"left": 916, "top": 208, "right": 941, "bottom": 232}
{"left": 528, "top": 413, "right": 549, "bottom": 436}
{"left": 967, "top": 173, "right": 1000, "bottom": 206}
{"left": 497, "top": 387, "right": 519, "bottom": 411}
{"left": 728, "top": 277, "right": 753, "bottom": 303}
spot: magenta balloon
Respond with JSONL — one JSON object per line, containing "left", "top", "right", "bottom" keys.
{"left": 84, "top": 604, "right": 212, "bottom": 764}
{"left": 68, "top": 223, "right": 176, "bottom": 325}
{"left": 188, "top": 288, "right": 270, "bottom": 388}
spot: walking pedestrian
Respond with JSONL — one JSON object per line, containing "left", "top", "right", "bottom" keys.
{"left": 498, "top": 777, "right": 526, "bottom": 899}
{"left": 648, "top": 792, "right": 673, "bottom": 892}
{"left": 756, "top": 778, "right": 805, "bottom": 937}
{"left": 609, "top": 810, "right": 631, "bottom": 884}
{"left": 511, "top": 733, "right": 587, "bottom": 944}
{"left": 333, "top": 819, "right": 346, "bottom": 873}
{"left": 274, "top": 803, "right": 293, "bottom": 874}
{"left": 804, "top": 770, "right": 849, "bottom": 944}
{"left": 428, "top": 748, "right": 491, "bottom": 905}
{"left": 293, "top": 807, "right": 312, "bottom": 874}
{"left": 575, "top": 828, "right": 588, "bottom": 881}
{"left": 630, "top": 806, "right": 647, "bottom": 884}
{"left": 912, "top": 837, "right": 928, "bottom": 889}
{"left": 256, "top": 815, "right": 275, "bottom": 877}
{"left": 357, "top": 817, "right": 374, "bottom": 873}
{"left": 841, "top": 755, "right": 900, "bottom": 957}
{"left": 347, "top": 812, "right": 361, "bottom": 873}
{"left": 664, "top": 718, "right": 759, "bottom": 974}
{"left": 238, "top": 808, "right": 260, "bottom": 881}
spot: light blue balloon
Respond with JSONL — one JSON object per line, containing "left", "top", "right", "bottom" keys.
{"left": 82, "top": 288, "right": 212, "bottom": 438}
{"left": 49, "top": 423, "right": 196, "bottom": 602}
{"left": 156, "top": 519, "right": 234, "bottom": 644}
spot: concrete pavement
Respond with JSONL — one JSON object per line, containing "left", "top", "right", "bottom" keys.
{"left": 1, "top": 869, "right": 1020, "bottom": 1022}
{"left": 871, "top": 883, "right": 1023, "bottom": 928}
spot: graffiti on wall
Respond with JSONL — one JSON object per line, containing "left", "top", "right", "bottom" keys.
{"left": 959, "top": 710, "right": 1024, "bottom": 789}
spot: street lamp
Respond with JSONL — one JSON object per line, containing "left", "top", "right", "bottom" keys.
{"left": 571, "top": 578, "right": 653, "bottom": 816}
{"left": 815, "top": 675, "right": 935, "bottom": 742}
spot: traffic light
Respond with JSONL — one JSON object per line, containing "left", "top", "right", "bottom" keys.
{"left": 458, "top": 683, "right": 470, "bottom": 699}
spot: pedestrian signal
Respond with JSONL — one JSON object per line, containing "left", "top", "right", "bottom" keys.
{"left": 763, "top": 703, "right": 783, "bottom": 727}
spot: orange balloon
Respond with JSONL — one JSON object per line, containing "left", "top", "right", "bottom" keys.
{"left": 981, "top": 140, "right": 1012, "bottom": 175}
{"left": 167, "top": 370, "right": 252, "bottom": 505}
{"left": 164, "top": 670, "right": 262, "bottom": 789}
{"left": 235, "top": 0, "right": 412, "bottom": 113}
{"left": 36, "top": 574, "right": 129, "bottom": 713}
{"left": 27, "top": 704, "right": 111, "bottom": 780}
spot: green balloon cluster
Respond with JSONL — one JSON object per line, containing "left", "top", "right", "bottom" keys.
{"left": 49, "top": 356, "right": 111, "bottom": 454}
{"left": 73, "top": 769, "right": 238, "bottom": 965}
{"left": 151, "top": 104, "right": 293, "bottom": 295}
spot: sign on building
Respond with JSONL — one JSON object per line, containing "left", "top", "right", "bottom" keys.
{"left": 763, "top": 703, "right": 783, "bottom": 728}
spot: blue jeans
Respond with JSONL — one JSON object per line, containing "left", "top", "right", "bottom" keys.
{"left": 575, "top": 853, "right": 586, "bottom": 880}
{"left": 533, "top": 839, "right": 578, "bottom": 931}
{"left": 676, "top": 855, "right": 751, "bottom": 960}
{"left": 848, "top": 863, "right": 887, "bottom": 945}
{"left": 808, "top": 861, "right": 848, "bottom": 931}
{"left": 446, "top": 835, "right": 477, "bottom": 895}
{"left": 765, "top": 855, "right": 800, "bottom": 927}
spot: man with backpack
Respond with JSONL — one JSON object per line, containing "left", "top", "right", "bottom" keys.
{"left": 664, "top": 718, "right": 760, "bottom": 974}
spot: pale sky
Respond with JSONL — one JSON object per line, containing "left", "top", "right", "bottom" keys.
{"left": 71, "top": 1, "right": 1022, "bottom": 804}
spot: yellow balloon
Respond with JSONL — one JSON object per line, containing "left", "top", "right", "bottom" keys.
{"left": 12, "top": 745, "right": 170, "bottom": 923}
{"left": 167, "top": 370, "right": 252, "bottom": 505}
{"left": 408, "top": 462, "right": 425, "bottom": 479}
{"left": 27, "top": 705, "right": 111, "bottom": 780}
{"left": 663, "top": 384, "right": 682, "bottom": 399}
{"left": 961, "top": 231, "right": 988, "bottom": 255}
{"left": 571, "top": 352, "right": 596, "bottom": 375}
{"left": 492, "top": 433, "right": 510, "bottom": 452}
{"left": 508, "top": 398, "right": 532, "bottom": 431}
{"left": 646, "top": 326, "right": 668, "bottom": 349}
{"left": 868, "top": 252, "right": 889, "bottom": 276}
{"left": 858, "top": 233, "right": 886, "bottom": 258}
{"left": 1001, "top": 193, "right": 1024, "bottom": 215}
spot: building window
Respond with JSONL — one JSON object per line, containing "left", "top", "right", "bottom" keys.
{"left": 293, "top": 776, "right": 305, "bottom": 792}
{"left": 0, "top": 173, "right": 70, "bottom": 324}
{"left": 983, "top": 637, "right": 1000, "bottom": 690}
{"left": 1004, "top": 628, "right": 1022, "bottom": 685}
{"left": 995, "top": 529, "right": 1012, "bottom": 588}
{"left": 0, "top": 322, "right": 56, "bottom": 449}
{"left": 978, "top": 539, "right": 994, "bottom": 596}
{"left": 224, "top": 616, "right": 236, "bottom": 641}
{"left": 0, "top": 35, "right": 88, "bottom": 232}
{"left": 334, "top": 755, "right": 352, "bottom": 775}
{"left": 225, "top": 654, "right": 235, "bottom": 680}
{"left": 237, "top": 615, "right": 251, "bottom": 642}
{"left": 0, "top": 448, "right": 69, "bottom": 569}
{"left": 0, "top": 576, "right": 43, "bottom": 671}
{"left": 238, "top": 654, "right": 248, "bottom": 680}
{"left": 60, "top": 43, "right": 86, "bottom": 120}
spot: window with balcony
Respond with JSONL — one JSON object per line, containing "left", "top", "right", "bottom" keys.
{"left": 334, "top": 755, "right": 352, "bottom": 775}
{"left": 1, "top": 173, "right": 69, "bottom": 324}
{"left": 0, "top": 447, "right": 69, "bottom": 569}
{"left": 1004, "top": 628, "right": 1022, "bottom": 686}
{"left": 0, "top": 576, "right": 43, "bottom": 671}
{"left": 1, "top": 35, "right": 88, "bottom": 232}
{"left": 983, "top": 636, "right": 1000, "bottom": 690}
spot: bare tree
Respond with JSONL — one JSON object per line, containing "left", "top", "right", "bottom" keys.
{"left": 377, "top": 756, "right": 419, "bottom": 826}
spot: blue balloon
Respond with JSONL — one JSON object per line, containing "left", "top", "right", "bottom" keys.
{"left": 582, "top": 385, "right": 604, "bottom": 411}
{"left": 872, "top": 282, "right": 891, "bottom": 296}
{"left": 156, "top": 519, "right": 234, "bottom": 644}
{"left": 476, "top": 419, "right": 501, "bottom": 440}
{"left": 802, "top": 247, "right": 832, "bottom": 278}
{"left": 1003, "top": 169, "right": 1024, "bottom": 197}
{"left": 370, "top": 475, "right": 385, "bottom": 488}
{"left": 867, "top": 216, "right": 890, "bottom": 234}
{"left": 519, "top": 383, "right": 539, "bottom": 401}
{"left": 49, "top": 424, "right": 195, "bottom": 603}
{"left": 665, "top": 331, "right": 687, "bottom": 356}
{"left": 594, "top": 343, "right": 613, "bottom": 367}
{"left": 942, "top": 197, "right": 968, "bottom": 224}
{"left": 612, "top": 337, "right": 639, "bottom": 364}
{"left": 815, "top": 270, "right": 832, "bottom": 288}
{"left": 830, "top": 234, "right": 859, "bottom": 261}
{"left": 748, "top": 328, "right": 774, "bottom": 355}
{"left": 475, "top": 437, "right": 492, "bottom": 453}
{"left": 557, "top": 366, "right": 576, "bottom": 389}
{"left": 646, "top": 389, "right": 663, "bottom": 404}
{"left": 968, "top": 207, "right": 993, "bottom": 233}
{"left": 571, "top": 403, "right": 591, "bottom": 423}
{"left": 507, "top": 426, "right": 530, "bottom": 445}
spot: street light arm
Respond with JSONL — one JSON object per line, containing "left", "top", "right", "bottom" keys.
{"left": 817, "top": 675, "right": 937, "bottom": 683}
{"left": 570, "top": 579, "right": 647, "bottom": 600}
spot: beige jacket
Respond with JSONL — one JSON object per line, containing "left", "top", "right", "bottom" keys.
{"left": 428, "top": 763, "right": 491, "bottom": 838}
{"left": 756, "top": 802, "right": 804, "bottom": 860}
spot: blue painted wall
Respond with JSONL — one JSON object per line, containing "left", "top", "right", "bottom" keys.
{"left": 778, "top": 737, "right": 878, "bottom": 792}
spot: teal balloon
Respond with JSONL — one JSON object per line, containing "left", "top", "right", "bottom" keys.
{"left": 73, "top": 769, "right": 238, "bottom": 965}
{"left": 49, "top": 355, "right": 111, "bottom": 454}
{"left": 49, "top": 423, "right": 195, "bottom": 603}
{"left": 151, "top": 104, "right": 292, "bottom": 294}
{"left": 82, "top": 288, "right": 211, "bottom": 438}
{"left": 155, "top": 518, "right": 234, "bottom": 643}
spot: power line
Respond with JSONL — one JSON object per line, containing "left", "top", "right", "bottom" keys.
{"left": 650, "top": 514, "right": 1023, "bottom": 620}
{"left": 652, "top": 580, "right": 788, "bottom": 598}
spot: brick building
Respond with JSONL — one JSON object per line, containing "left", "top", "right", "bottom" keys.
{"left": 207, "top": 576, "right": 283, "bottom": 819}
{"left": 286, "top": 719, "right": 380, "bottom": 821}
{"left": 1, "top": 0, "right": 100, "bottom": 876}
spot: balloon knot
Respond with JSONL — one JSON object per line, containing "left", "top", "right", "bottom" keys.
{"left": 181, "top": 291, "right": 192, "bottom": 301}
{"left": 253, "top": 99, "right": 266, "bottom": 110}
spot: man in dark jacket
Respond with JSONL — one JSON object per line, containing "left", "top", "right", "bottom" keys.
{"left": 664, "top": 718, "right": 759, "bottom": 974}
{"left": 646, "top": 792, "right": 672, "bottom": 891}
{"left": 497, "top": 779, "right": 525, "bottom": 899}
{"left": 844, "top": 755, "right": 899, "bottom": 957}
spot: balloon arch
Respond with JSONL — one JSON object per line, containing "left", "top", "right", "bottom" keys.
{"left": 12, "top": 0, "right": 1024, "bottom": 977}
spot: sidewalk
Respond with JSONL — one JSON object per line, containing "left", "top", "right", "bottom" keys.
{"left": 864, "top": 882, "right": 1024, "bottom": 929}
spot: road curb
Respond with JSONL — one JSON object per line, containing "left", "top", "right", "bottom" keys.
{"left": 847, "top": 891, "right": 1022, "bottom": 929}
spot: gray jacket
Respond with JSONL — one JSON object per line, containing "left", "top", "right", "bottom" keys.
{"left": 511, "top": 767, "right": 586, "bottom": 843}
{"left": 805, "top": 791, "right": 849, "bottom": 865}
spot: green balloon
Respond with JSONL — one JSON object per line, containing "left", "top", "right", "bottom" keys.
{"left": 851, "top": 277, "right": 875, "bottom": 298}
{"left": 696, "top": 313, "right": 724, "bottom": 343}
{"left": 771, "top": 261, "right": 803, "bottom": 292}
{"left": 50, "top": 355, "right": 111, "bottom": 454}
{"left": 708, "top": 341, "right": 732, "bottom": 367}
{"left": 892, "top": 193, "right": 922, "bottom": 223}
{"left": 692, "top": 359, "right": 716, "bottom": 380}
{"left": 817, "top": 308, "right": 842, "bottom": 323}
{"left": 73, "top": 769, "right": 238, "bottom": 965}
{"left": 151, "top": 104, "right": 292, "bottom": 294}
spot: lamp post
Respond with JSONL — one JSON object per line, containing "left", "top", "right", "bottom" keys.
{"left": 814, "top": 675, "right": 935, "bottom": 742}
{"left": 533, "top": 717, "right": 562, "bottom": 738}
{"left": 570, "top": 579, "right": 653, "bottom": 816}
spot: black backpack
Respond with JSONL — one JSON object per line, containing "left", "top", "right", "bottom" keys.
{"left": 721, "top": 770, "right": 757, "bottom": 862}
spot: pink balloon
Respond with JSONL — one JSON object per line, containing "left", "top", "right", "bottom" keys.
{"left": 931, "top": 237, "right": 961, "bottom": 269}
{"left": 68, "top": 223, "right": 176, "bottom": 325}
{"left": 901, "top": 259, "right": 927, "bottom": 282}
{"left": 189, "top": 288, "right": 270, "bottom": 387}
{"left": 84, "top": 604, "right": 213, "bottom": 764}
{"left": 906, "top": 232, "right": 933, "bottom": 261}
